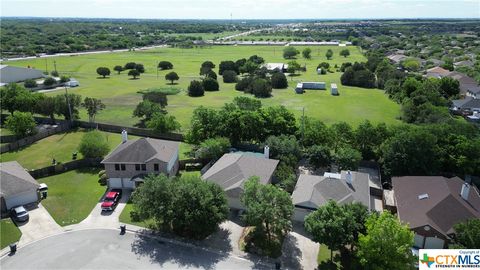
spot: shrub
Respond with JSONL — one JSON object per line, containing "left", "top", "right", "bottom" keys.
{"left": 78, "top": 130, "right": 110, "bottom": 158}
{"left": 43, "top": 77, "right": 56, "bottom": 87}
{"left": 60, "top": 76, "right": 70, "bottom": 83}
{"left": 235, "top": 77, "right": 254, "bottom": 92}
{"left": 124, "top": 62, "right": 136, "bottom": 69}
{"left": 50, "top": 70, "right": 59, "bottom": 77}
{"left": 134, "top": 63, "right": 145, "bottom": 73}
{"left": 202, "top": 78, "right": 219, "bottom": 91}
{"left": 271, "top": 72, "right": 288, "bottom": 89}
{"left": 24, "top": 79, "right": 37, "bottom": 88}
{"left": 222, "top": 70, "right": 237, "bottom": 83}
{"left": 188, "top": 80, "right": 204, "bottom": 97}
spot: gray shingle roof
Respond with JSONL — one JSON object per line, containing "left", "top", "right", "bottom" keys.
{"left": 0, "top": 161, "right": 39, "bottom": 197}
{"left": 101, "top": 138, "right": 180, "bottom": 164}
{"left": 392, "top": 176, "right": 480, "bottom": 237}
{"left": 292, "top": 171, "right": 371, "bottom": 210}
{"left": 201, "top": 153, "right": 279, "bottom": 197}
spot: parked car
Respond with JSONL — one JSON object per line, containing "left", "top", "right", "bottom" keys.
{"left": 11, "top": 206, "right": 29, "bottom": 222}
{"left": 101, "top": 189, "right": 122, "bottom": 211}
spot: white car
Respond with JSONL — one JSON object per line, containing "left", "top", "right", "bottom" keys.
{"left": 11, "top": 206, "right": 29, "bottom": 222}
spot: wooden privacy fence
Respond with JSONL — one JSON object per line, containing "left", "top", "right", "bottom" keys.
{"left": 28, "top": 158, "right": 103, "bottom": 179}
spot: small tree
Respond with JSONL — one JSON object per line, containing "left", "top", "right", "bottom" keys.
{"left": 113, "top": 65, "right": 124, "bottom": 74}
{"left": 51, "top": 70, "right": 59, "bottom": 77}
{"left": 96, "top": 67, "right": 111, "bottom": 78}
{"left": 133, "top": 100, "right": 164, "bottom": 121}
{"left": 357, "top": 211, "right": 415, "bottom": 270}
{"left": 219, "top": 60, "right": 236, "bottom": 75}
{"left": 199, "top": 61, "right": 215, "bottom": 76}
{"left": 340, "top": 49, "right": 350, "bottom": 58}
{"left": 60, "top": 76, "right": 70, "bottom": 83}
{"left": 146, "top": 112, "right": 181, "bottom": 133}
{"left": 78, "top": 130, "right": 110, "bottom": 158}
{"left": 124, "top": 62, "right": 136, "bottom": 69}
{"left": 222, "top": 70, "right": 237, "bottom": 83}
{"left": 43, "top": 77, "right": 56, "bottom": 88}
{"left": 326, "top": 49, "right": 333, "bottom": 60}
{"left": 165, "top": 71, "right": 179, "bottom": 84}
{"left": 158, "top": 61, "right": 173, "bottom": 70}
{"left": 302, "top": 48, "right": 312, "bottom": 59}
{"left": 271, "top": 72, "right": 288, "bottom": 89}
{"left": 128, "top": 69, "right": 140, "bottom": 79}
{"left": 283, "top": 46, "right": 299, "bottom": 59}
{"left": 241, "top": 177, "right": 294, "bottom": 256}
{"left": 202, "top": 78, "right": 219, "bottom": 91}
{"left": 206, "top": 70, "right": 217, "bottom": 80}
{"left": 252, "top": 78, "right": 272, "bottom": 98}
{"left": 287, "top": 61, "right": 301, "bottom": 76}
{"left": 195, "top": 137, "right": 231, "bottom": 160}
{"left": 35, "top": 96, "right": 56, "bottom": 121}
{"left": 5, "top": 111, "right": 36, "bottom": 137}
{"left": 188, "top": 80, "right": 204, "bottom": 97}
{"left": 24, "top": 79, "right": 37, "bottom": 88}
{"left": 134, "top": 63, "right": 145, "bottom": 73}
{"left": 82, "top": 97, "right": 105, "bottom": 123}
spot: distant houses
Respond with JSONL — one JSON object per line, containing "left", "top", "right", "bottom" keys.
{"left": 263, "top": 63, "right": 288, "bottom": 73}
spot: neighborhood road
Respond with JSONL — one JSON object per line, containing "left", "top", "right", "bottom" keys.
{"left": 1, "top": 229, "right": 267, "bottom": 270}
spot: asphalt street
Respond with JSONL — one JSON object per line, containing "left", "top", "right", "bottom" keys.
{"left": 1, "top": 229, "right": 267, "bottom": 270}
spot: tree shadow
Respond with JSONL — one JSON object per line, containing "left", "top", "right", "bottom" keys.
{"left": 96, "top": 77, "right": 110, "bottom": 79}
{"left": 129, "top": 78, "right": 140, "bottom": 80}
{"left": 130, "top": 231, "right": 230, "bottom": 270}
{"left": 280, "top": 233, "right": 302, "bottom": 269}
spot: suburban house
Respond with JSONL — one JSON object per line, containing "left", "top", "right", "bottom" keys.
{"left": 201, "top": 151, "right": 279, "bottom": 210}
{"left": 0, "top": 161, "right": 40, "bottom": 215}
{"left": 454, "top": 60, "right": 474, "bottom": 68}
{"left": 425, "top": 66, "right": 451, "bottom": 79}
{"left": 450, "top": 98, "right": 480, "bottom": 113}
{"left": 387, "top": 54, "right": 407, "bottom": 64}
{"left": 447, "top": 71, "right": 479, "bottom": 96}
{"left": 290, "top": 171, "right": 383, "bottom": 222}
{"left": 0, "top": 65, "right": 45, "bottom": 86}
{"left": 391, "top": 176, "right": 480, "bottom": 249}
{"left": 101, "top": 132, "right": 180, "bottom": 189}
{"left": 466, "top": 86, "right": 480, "bottom": 99}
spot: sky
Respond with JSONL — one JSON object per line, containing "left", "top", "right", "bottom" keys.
{"left": 1, "top": 0, "right": 479, "bottom": 19}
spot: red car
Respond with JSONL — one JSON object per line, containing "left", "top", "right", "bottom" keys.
{"left": 101, "top": 189, "right": 122, "bottom": 211}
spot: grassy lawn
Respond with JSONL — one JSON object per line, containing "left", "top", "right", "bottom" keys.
{"left": 317, "top": 244, "right": 343, "bottom": 269}
{"left": 0, "top": 128, "right": 141, "bottom": 170}
{"left": 0, "top": 128, "right": 14, "bottom": 136}
{"left": 4, "top": 46, "right": 400, "bottom": 129}
{"left": 119, "top": 200, "right": 154, "bottom": 228}
{"left": 38, "top": 168, "right": 105, "bottom": 226}
{"left": 0, "top": 219, "right": 22, "bottom": 249}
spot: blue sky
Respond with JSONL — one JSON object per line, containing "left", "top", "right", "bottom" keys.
{"left": 1, "top": 0, "right": 479, "bottom": 19}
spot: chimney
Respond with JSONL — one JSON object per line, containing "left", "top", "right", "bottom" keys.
{"left": 345, "top": 170, "right": 352, "bottom": 185}
{"left": 121, "top": 129, "right": 128, "bottom": 143}
{"left": 264, "top": 145, "right": 270, "bottom": 159}
{"left": 460, "top": 182, "right": 470, "bottom": 201}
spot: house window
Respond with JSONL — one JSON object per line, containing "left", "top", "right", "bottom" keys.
{"left": 141, "top": 164, "right": 146, "bottom": 171}
{"left": 121, "top": 164, "right": 126, "bottom": 171}
{"left": 154, "top": 164, "right": 159, "bottom": 171}
{"left": 115, "top": 164, "right": 120, "bottom": 171}
{"left": 135, "top": 164, "right": 140, "bottom": 171}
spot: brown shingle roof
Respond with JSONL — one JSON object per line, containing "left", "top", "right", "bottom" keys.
{"left": 392, "top": 176, "right": 480, "bottom": 237}
{"left": 101, "top": 138, "right": 179, "bottom": 164}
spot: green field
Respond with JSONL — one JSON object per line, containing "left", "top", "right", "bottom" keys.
{"left": 0, "top": 219, "right": 22, "bottom": 249}
{"left": 38, "top": 168, "right": 105, "bottom": 226}
{"left": 4, "top": 46, "right": 400, "bottom": 129}
{"left": 0, "top": 128, "right": 192, "bottom": 170}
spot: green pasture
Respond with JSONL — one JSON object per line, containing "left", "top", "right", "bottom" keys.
{"left": 4, "top": 46, "right": 400, "bottom": 130}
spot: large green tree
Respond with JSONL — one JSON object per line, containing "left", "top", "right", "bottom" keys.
{"left": 96, "top": 67, "right": 111, "bottom": 78}
{"left": 302, "top": 48, "right": 312, "bottom": 59}
{"left": 453, "top": 219, "right": 480, "bottom": 249}
{"left": 54, "top": 93, "right": 82, "bottom": 120}
{"left": 357, "top": 211, "right": 415, "bottom": 270}
{"left": 283, "top": 46, "right": 299, "bottom": 59}
{"left": 146, "top": 112, "right": 181, "bottom": 133}
{"left": 241, "top": 177, "right": 294, "bottom": 254}
{"left": 195, "top": 137, "right": 231, "bottom": 160}
{"left": 5, "top": 111, "right": 37, "bottom": 137}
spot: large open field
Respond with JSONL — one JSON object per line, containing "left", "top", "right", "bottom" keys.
{"left": 4, "top": 46, "right": 400, "bottom": 130}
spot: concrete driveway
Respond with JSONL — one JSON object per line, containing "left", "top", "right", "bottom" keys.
{"left": 1, "top": 229, "right": 267, "bottom": 270}
{"left": 65, "top": 189, "right": 131, "bottom": 231}
{"left": 280, "top": 223, "right": 319, "bottom": 270}
{"left": 17, "top": 203, "right": 63, "bottom": 246}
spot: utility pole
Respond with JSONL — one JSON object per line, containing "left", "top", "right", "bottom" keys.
{"left": 53, "top": 60, "right": 57, "bottom": 73}
{"left": 64, "top": 85, "right": 73, "bottom": 124}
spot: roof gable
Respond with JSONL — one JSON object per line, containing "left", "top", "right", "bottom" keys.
{"left": 101, "top": 138, "right": 179, "bottom": 164}
{"left": 1, "top": 161, "right": 39, "bottom": 197}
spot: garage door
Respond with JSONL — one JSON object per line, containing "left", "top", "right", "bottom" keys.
{"left": 293, "top": 208, "right": 313, "bottom": 222}
{"left": 108, "top": 178, "right": 123, "bottom": 189}
{"left": 414, "top": 234, "right": 425, "bottom": 248}
{"left": 5, "top": 191, "right": 38, "bottom": 210}
{"left": 122, "top": 179, "right": 135, "bottom": 189}
{"left": 424, "top": 237, "right": 445, "bottom": 249}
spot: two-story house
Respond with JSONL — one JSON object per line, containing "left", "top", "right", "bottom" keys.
{"left": 101, "top": 131, "right": 180, "bottom": 189}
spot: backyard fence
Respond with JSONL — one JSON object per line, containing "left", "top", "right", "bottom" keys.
{"left": 28, "top": 158, "right": 102, "bottom": 179}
